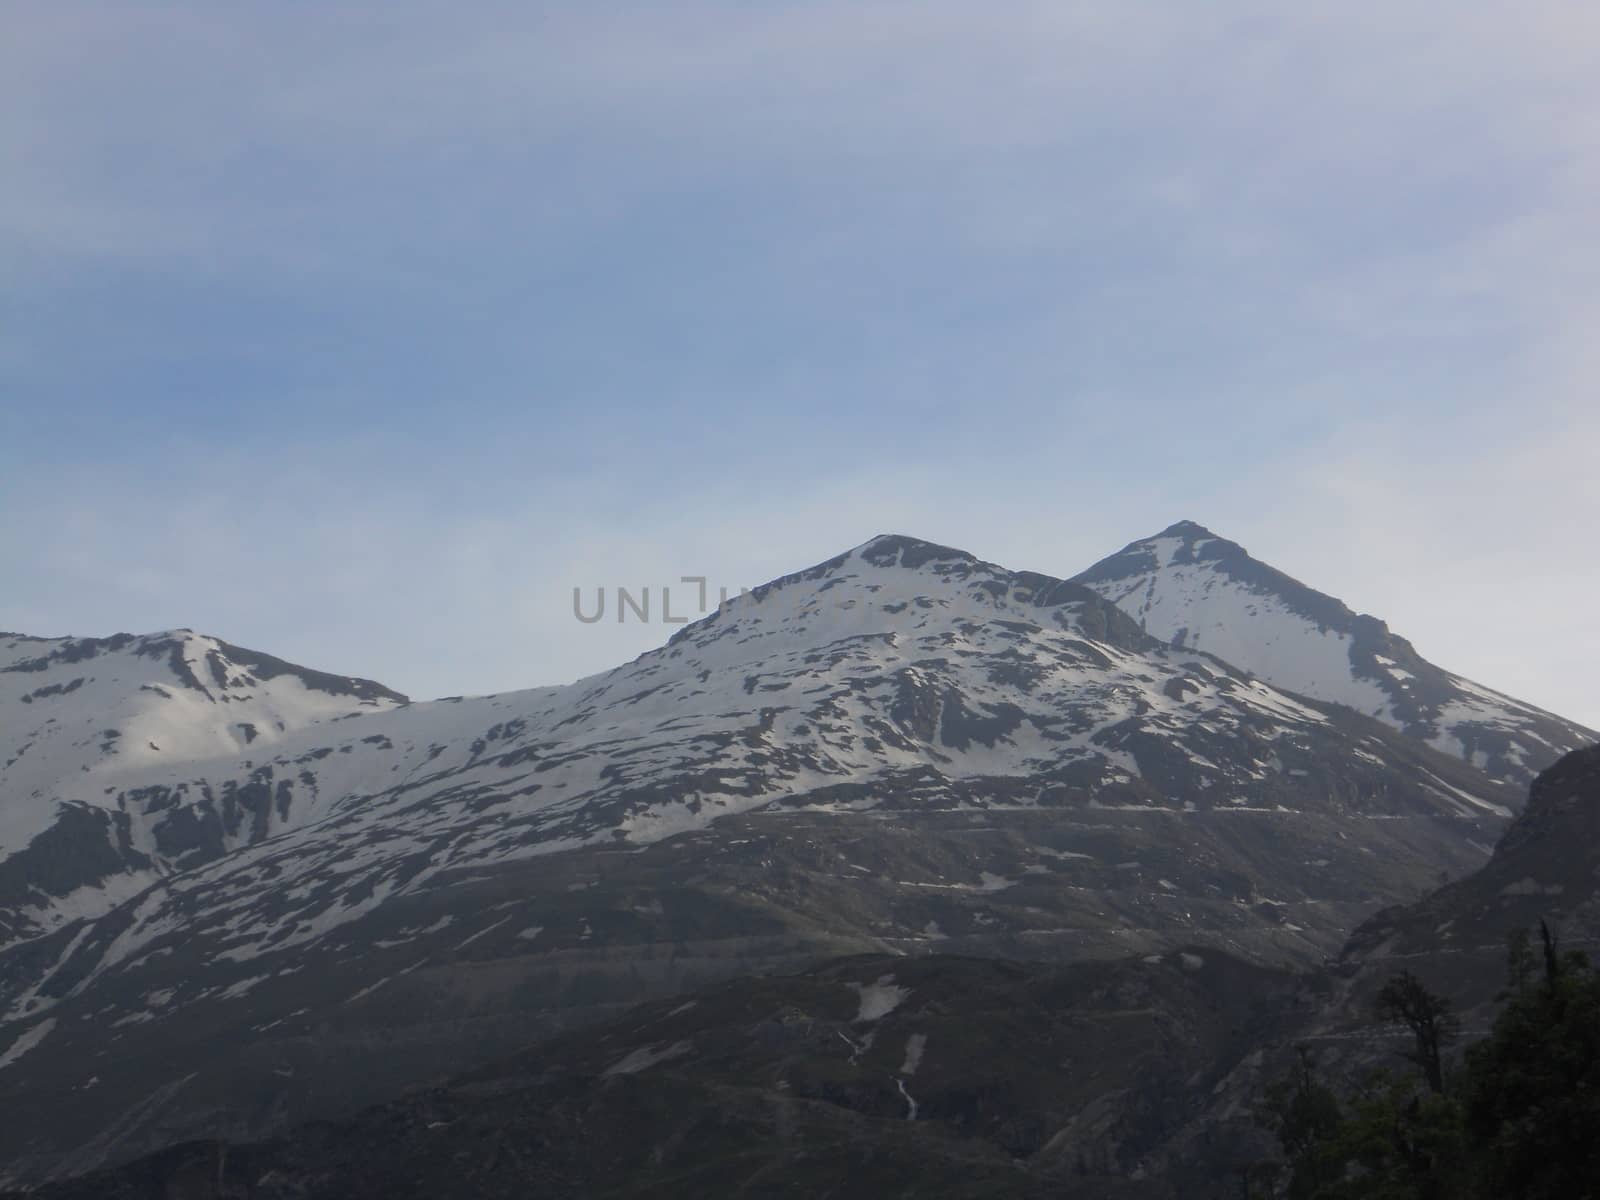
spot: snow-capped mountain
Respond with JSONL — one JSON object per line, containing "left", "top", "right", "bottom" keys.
{"left": 0, "top": 535, "right": 1523, "bottom": 1184}
{"left": 1074, "top": 521, "right": 1594, "bottom": 788}
{"left": 0, "top": 630, "right": 407, "bottom": 941}
{"left": 0, "top": 536, "right": 1513, "bottom": 948}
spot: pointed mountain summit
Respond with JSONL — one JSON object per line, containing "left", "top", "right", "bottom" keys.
{"left": 1073, "top": 522, "right": 1595, "bottom": 788}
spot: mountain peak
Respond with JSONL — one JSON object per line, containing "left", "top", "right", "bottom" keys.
{"left": 1073, "top": 526, "right": 1596, "bottom": 788}
{"left": 1, "top": 628, "right": 407, "bottom": 706}
{"left": 1154, "top": 519, "right": 1223, "bottom": 542}
{"left": 849, "top": 533, "right": 981, "bottom": 570}
{"left": 678, "top": 533, "right": 1152, "bottom": 659}
{"left": 0, "top": 628, "right": 410, "bottom": 889}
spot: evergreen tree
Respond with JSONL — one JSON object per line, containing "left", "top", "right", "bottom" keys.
{"left": 1325, "top": 1070, "right": 1464, "bottom": 1200}
{"left": 1255, "top": 928, "right": 1600, "bottom": 1199}
{"left": 1257, "top": 1045, "right": 1345, "bottom": 1198}
{"left": 1373, "top": 971, "right": 1459, "bottom": 1096}
{"left": 1461, "top": 924, "right": 1600, "bottom": 1200}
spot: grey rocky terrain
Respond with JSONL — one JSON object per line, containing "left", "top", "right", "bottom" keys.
{"left": 0, "top": 529, "right": 1585, "bottom": 1192}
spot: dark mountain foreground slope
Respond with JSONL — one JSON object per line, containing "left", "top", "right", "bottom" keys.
{"left": 8, "top": 734, "right": 1593, "bottom": 1196}
{"left": 1153, "top": 740, "right": 1600, "bottom": 1176}
{"left": 13, "top": 951, "right": 1304, "bottom": 1200}
{"left": 1337, "top": 741, "right": 1600, "bottom": 1019}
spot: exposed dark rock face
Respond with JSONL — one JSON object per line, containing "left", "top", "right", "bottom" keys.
{"left": 1338, "top": 743, "right": 1600, "bottom": 1017}
{"left": 1497, "top": 743, "right": 1600, "bottom": 857}
{"left": 1150, "top": 743, "right": 1600, "bottom": 1147}
{"left": 210, "top": 639, "right": 409, "bottom": 706}
{"left": 0, "top": 804, "right": 150, "bottom": 940}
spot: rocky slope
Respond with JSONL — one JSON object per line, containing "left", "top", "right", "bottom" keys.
{"left": 0, "top": 534, "right": 1538, "bottom": 1186}
{"left": 12, "top": 736, "right": 1590, "bottom": 1199}
{"left": 1337, "top": 742, "right": 1600, "bottom": 1017}
{"left": 0, "top": 630, "right": 407, "bottom": 942}
{"left": 1074, "top": 521, "right": 1594, "bottom": 788}
{"left": 1153, "top": 740, "right": 1600, "bottom": 1174}
{"left": 13, "top": 951, "right": 1302, "bottom": 1200}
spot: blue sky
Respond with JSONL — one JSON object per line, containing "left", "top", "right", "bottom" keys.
{"left": 3, "top": 3, "right": 1597, "bottom": 726}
